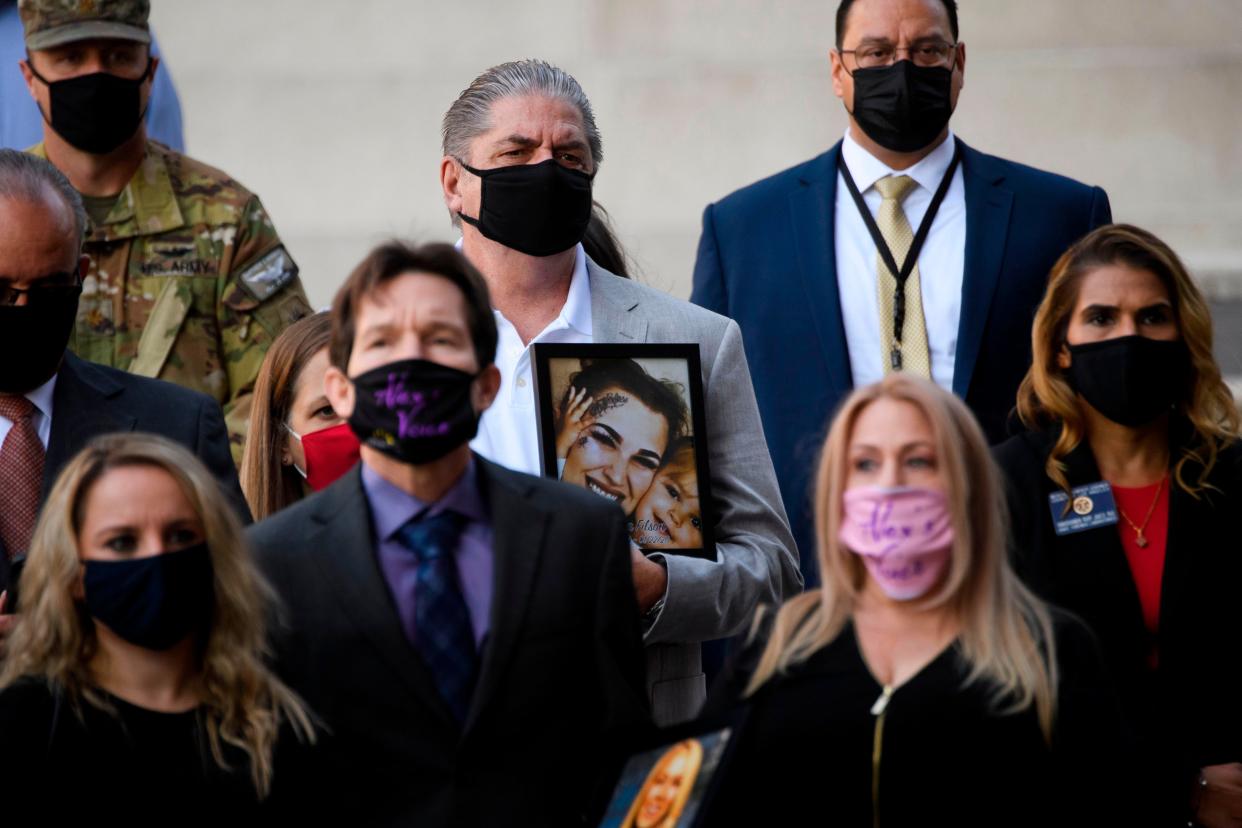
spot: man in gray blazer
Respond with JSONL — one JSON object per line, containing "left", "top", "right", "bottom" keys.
{"left": 440, "top": 59, "right": 803, "bottom": 725}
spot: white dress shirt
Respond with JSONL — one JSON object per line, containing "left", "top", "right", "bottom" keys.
{"left": 0, "top": 373, "right": 56, "bottom": 450}
{"left": 834, "top": 129, "right": 966, "bottom": 391}
{"left": 470, "top": 243, "right": 592, "bottom": 474}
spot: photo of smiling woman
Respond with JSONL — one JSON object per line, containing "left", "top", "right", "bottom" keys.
{"left": 539, "top": 350, "right": 714, "bottom": 556}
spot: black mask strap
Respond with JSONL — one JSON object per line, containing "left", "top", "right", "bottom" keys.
{"left": 837, "top": 140, "right": 961, "bottom": 370}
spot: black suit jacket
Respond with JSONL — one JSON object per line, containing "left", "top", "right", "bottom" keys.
{"left": 0, "top": 353, "right": 245, "bottom": 593}
{"left": 249, "top": 456, "right": 650, "bottom": 827}
{"left": 995, "top": 427, "right": 1242, "bottom": 822}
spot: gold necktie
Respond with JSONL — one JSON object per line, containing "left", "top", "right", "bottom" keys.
{"left": 874, "top": 175, "right": 931, "bottom": 378}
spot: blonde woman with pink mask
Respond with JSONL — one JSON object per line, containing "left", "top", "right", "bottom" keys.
{"left": 700, "top": 375, "right": 1130, "bottom": 826}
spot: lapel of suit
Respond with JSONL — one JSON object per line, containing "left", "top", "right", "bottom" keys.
{"left": 463, "top": 458, "right": 549, "bottom": 734}
{"left": 952, "top": 142, "right": 1014, "bottom": 397}
{"left": 588, "top": 260, "right": 648, "bottom": 342}
{"left": 789, "top": 144, "right": 852, "bottom": 393}
{"left": 307, "top": 469, "right": 458, "bottom": 729}
{"left": 42, "top": 354, "right": 137, "bottom": 502}
{"left": 1155, "top": 427, "right": 1214, "bottom": 652}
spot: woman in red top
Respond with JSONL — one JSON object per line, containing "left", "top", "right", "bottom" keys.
{"left": 994, "top": 224, "right": 1242, "bottom": 827}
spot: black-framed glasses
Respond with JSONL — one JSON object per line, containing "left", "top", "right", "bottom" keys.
{"left": 839, "top": 41, "right": 958, "bottom": 74}
{"left": 0, "top": 267, "right": 82, "bottom": 306}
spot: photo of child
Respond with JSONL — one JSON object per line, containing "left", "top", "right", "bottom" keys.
{"left": 534, "top": 345, "right": 714, "bottom": 559}
{"left": 629, "top": 437, "right": 702, "bottom": 550}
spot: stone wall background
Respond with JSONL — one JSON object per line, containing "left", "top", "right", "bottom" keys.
{"left": 150, "top": 0, "right": 1242, "bottom": 366}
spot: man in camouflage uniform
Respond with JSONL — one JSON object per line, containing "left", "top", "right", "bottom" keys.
{"left": 17, "top": 0, "right": 310, "bottom": 464}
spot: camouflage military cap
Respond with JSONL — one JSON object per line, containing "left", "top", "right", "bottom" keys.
{"left": 19, "top": 0, "right": 151, "bottom": 51}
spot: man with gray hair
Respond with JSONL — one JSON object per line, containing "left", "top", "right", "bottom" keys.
{"left": 440, "top": 60, "right": 802, "bottom": 724}
{"left": 0, "top": 148, "right": 244, "bottom": 640}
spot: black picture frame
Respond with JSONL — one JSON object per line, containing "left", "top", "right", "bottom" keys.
{"left": 595, "top": 709, "right": 749, "bottom": 828}
{"left": 531, "top": 343, "right": 716, "bottom": 560}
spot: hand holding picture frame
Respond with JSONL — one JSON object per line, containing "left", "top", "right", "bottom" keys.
{"left": 532, "top": 343, "right": 716, "bottom": 560}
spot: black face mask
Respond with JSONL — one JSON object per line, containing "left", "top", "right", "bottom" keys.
{"left": 348, "top": 358, "right": 481, "bottom": 466}
{"left": 1067, "top": 335, "right": 1189, "bottom": 427}
{"left": 0, "top": 283, "right": 80, "bottom": 393}
{"left": 83, "top": 543, "right": 215, "bottom": 651}
{"left": 457, "top": 158, "right": 593, "bottom": 257}
{"left": 849, "top": 61, "right": 954, "bottom": 153}
{"left": 29, "top": 61, "right": 150, "bottom": 155}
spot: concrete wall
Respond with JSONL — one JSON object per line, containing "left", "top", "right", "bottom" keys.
{"left": 150, "top": 0, "right": 1242, "bottom": 321}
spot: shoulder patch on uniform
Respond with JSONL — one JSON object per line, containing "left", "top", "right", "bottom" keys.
{"left": 236, "top": 246, "right": 298, "bottom": 301}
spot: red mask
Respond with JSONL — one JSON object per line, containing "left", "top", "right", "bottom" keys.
{"left": 287, "top": 422, "right": 360, "bottom": 490}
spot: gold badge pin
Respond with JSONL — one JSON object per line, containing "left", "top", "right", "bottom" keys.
{"left": 1072, "top": 496, "right": 1094, "bottom": 516}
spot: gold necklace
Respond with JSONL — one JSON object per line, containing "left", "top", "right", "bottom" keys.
{"left": 1116, "top": 475, "right": 1166, "bottom": 549}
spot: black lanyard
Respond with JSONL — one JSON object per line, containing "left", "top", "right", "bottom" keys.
{"left": 838, "top": 143, "right": 962, "bottom": 370}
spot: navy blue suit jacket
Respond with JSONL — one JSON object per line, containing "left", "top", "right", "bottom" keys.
{"left": 691, "top": 139, "right": 1111, "bottom": 584}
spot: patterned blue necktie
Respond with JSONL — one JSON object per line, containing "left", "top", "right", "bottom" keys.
{"left": 394, "top": 510, "right": 476, "bottom": 721}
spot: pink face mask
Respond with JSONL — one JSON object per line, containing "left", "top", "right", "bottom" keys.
{"left": 838, "top": 486, "right": 954, "bottom": 600}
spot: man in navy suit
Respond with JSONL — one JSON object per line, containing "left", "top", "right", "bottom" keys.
{"left": 691, "top": 0, "right": 1111, "bottom": 584}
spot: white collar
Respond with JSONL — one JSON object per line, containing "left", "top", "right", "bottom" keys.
{"left": 559, "top": 243, "right": 593, "bottom": 337}
{"left": 455, "top": 239, "right": 593, "bottom": 338}
{"left": 841, "top": 128, "right": 957, "bottom": 195}
{"left": 22, "top": 371, "right": 56, "bottom": 421}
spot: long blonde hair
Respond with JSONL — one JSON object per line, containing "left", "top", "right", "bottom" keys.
{"left": 240, "top": 312, "right": 332, "bottom": 520}
{"left": 621, "top": 739, "right": 704, "bottom": 828}
{"left": 1016, "top": 223, "right": 1238, "bottom": 495}
{"left": 0, "top": 433, "right": 314, "bottom": 796}
{"left": 745, "top": 375, "right": 1059, "bottom": 741}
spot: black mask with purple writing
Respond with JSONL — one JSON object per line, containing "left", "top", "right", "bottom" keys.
{"left": 347, "top": 358, "right": 480, "bottom": 466}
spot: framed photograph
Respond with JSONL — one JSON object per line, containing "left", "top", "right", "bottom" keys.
{"left": 532, "top": 343, "right": 716, "bottom": 560}
{"left": 596, "top": 716, "right": 742, "bottom": 828}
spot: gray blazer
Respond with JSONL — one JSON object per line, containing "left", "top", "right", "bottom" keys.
{"left": 589, "top": 259, "right": 803, "bottom": 725}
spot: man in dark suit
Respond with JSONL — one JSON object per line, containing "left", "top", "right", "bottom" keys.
{"left": 0, "top": 149, "right": 243, "bottom": 613}
{"left": 691, "top": 0, "right": 1112, "bottom": 584}
{"left": 249, "top": 241, "right": 649, "bottom": 826}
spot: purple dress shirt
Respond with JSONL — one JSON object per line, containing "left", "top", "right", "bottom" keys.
{"left": 361, "top": 459, "right": 494, "bottom": 647}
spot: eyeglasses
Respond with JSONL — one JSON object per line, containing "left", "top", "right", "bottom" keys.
{"left": 0, "top": 268, "right": 82, "bottom": 306}
{"left": 839, "top": 41, "right": 958, "bottom": 73}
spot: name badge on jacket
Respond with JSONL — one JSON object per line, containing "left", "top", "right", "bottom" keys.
{"left": 1048, "top": 481, "right": 1119, "bottom": 536}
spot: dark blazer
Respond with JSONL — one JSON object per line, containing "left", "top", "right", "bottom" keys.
{"left": 691, "top": 139, "right": 1111, "bottom": 583}
{"left": 249, "top": 456, "right": 650, "bottom": 827}
{"left": 0, "top": 352, "right": 245, "bottom": 592}
{"left": 995, "top": 427, "right": 1242, "bottom": 823}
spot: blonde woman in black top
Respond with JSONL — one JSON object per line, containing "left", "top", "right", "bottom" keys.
{"left": 705, "top": 375, "right": 1124, "bottom": 826}
{"left": 0, "top": 433, "right": 313, "bottom": 821}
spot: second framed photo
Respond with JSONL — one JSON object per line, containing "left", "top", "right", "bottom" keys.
{"left": 531, "top": 343, "right": 715, "bottom": 560}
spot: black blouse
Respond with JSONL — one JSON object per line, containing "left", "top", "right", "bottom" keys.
{"left": 701, "top": 614, "right": 1125, "bottom": 827}
{"left": 0, "top": 678, "right": 261, "bottom": 824}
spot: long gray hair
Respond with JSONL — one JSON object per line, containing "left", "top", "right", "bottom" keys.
{"left": 441, "top": 59, "right": 603, "bottom": 167}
